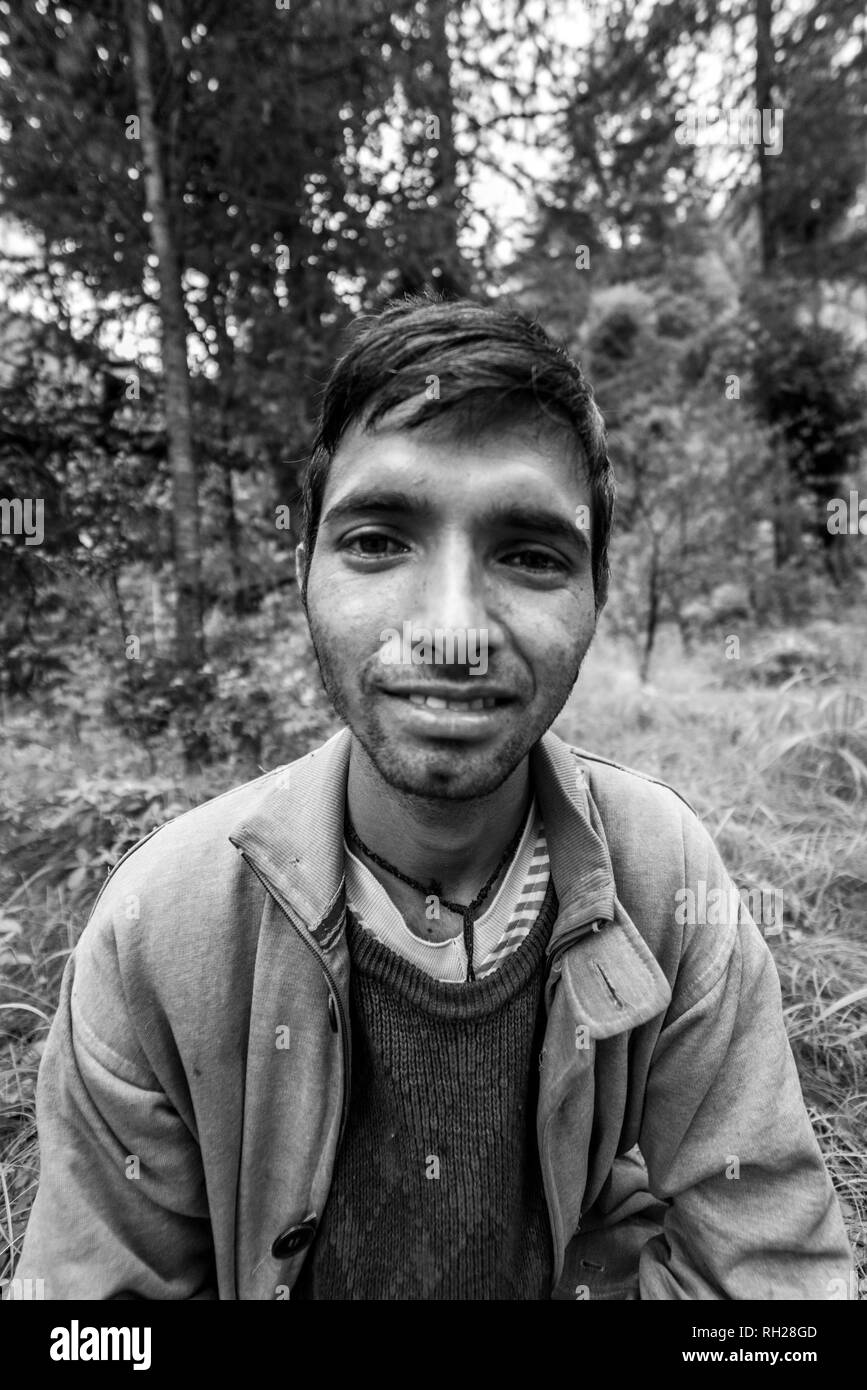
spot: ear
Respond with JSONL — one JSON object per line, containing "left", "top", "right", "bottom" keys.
{"left": 593, "top": 562, "right": 610, "bottom": 620}
{"left": 295, "top": 542, "right": 308, "bottom": 602}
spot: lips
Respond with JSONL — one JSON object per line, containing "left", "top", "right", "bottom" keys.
{"left": 375, "top": 684, "right": 518, "bottom": 742}
{"left": 406, "top": 693, "right": 498, "bottom": 711}
{"left": 379, "top": 683, "right": 515, "bottom": 705}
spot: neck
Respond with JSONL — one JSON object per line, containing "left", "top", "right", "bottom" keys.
{"left": 345, "top": 741, "right": 530, "bottom": 903}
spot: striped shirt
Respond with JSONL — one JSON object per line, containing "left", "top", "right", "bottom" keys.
{"left": 343, "top": 801, "right": 551, "bottom": 983}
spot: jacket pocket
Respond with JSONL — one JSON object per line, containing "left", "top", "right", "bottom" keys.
{"left": 552, "top": 1213, "right": 665, "bottom": 1301}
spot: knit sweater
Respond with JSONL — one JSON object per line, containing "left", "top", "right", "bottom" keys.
{"left": 293, "top": 879, "right": 559, "bottom": 1301}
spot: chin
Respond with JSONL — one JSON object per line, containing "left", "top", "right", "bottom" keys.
{"left": 361, "top": 731, "right": 531, "bottom": 803}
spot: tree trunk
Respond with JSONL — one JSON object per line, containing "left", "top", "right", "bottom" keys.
{"left": 125, "top": 0, "right": 205, "bottom": 680}
{"left": 755, "top": 0, "right": 777, "bottom": 273}
{"left": 771, "top": 441, "right": 801, "bottom": 572}
{"left": 640, "top": 532, "right": 660, "bottom": 684}
{"left": 421, "top": 0, "right": 468, "bottom": 295}
{"left": 755, "top": 0, "right": 793, "bottom": 573}
{"left": 208, "top": 302, "right": 246, "bottom": 614}
{"left": 394, "top": 0, "right": 466, "bottom": 297}
{"left": 220, "top": 462, "right": 246, "bottom": 615}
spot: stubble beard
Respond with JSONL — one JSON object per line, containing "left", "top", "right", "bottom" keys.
{"left": 307, "top": 619, "right": 584, "bottom": 803}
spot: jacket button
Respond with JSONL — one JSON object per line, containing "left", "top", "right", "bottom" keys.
{"left": 271, "top": 1215, "right": 318, "bottom": 1259}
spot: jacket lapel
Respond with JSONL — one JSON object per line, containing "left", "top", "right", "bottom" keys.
{"left": 533, "top": 731, "right": 671, "bottom": 1034}
{"left": 232, "top": 893, "right": 346, "bottom": 1298}
{"left": 229, "top": 730, "right": 353, "bottom": 1298}
{"left": 532, "top": 733, "right": 671, "bottom": 1284}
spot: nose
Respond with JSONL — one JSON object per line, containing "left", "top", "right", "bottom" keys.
{"left": 413, "top": 529, "right": 504, "bottom": 655}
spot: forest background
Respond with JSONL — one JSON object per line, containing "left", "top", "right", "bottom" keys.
{"left": 1, "top": 0, "right": 866, "bottom": 1295}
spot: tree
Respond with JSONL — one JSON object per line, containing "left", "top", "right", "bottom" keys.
{"left": 124, "top": 0, "right": 205, "bottom": 683}
{"left": 512, "top": 0, "right": 867, "bottom": 611}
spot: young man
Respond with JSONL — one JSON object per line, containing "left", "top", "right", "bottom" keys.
{"left": 14, "top": 298, "right": 853, "bottom": 1300}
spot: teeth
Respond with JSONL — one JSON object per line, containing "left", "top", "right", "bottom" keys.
{"left": 404, "top": 694, "right": 498, "bottom": 711}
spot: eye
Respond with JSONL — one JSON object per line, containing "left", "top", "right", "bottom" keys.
{"left": 344, "top": 530, "right": 408, "bottom": 559}
{"left": 502, "top": 548, "right": 567, "bottom": 574}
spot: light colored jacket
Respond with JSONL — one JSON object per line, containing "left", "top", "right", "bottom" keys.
{"left": 14, "top": 728, "right": 853, "bottom": 1299}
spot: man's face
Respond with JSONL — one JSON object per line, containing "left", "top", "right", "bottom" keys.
{"left": 301, "top": 414, "right": 598, "bottom": 801}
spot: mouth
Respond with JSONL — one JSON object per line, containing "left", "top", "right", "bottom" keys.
{"left": 405, "top": 693, "right": 499, "bottom": 712}
{"left": 380, "top": 682, "right": 514, "bottom": 707}
{"left": 377, "top": 686, "right": 517, "bottom": 740}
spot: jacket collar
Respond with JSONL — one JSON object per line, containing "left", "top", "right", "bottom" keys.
{"left": 229, "top": 726, "right": 670, "bottom": 1033}
{"left": 530, "top": 733, "right": 671, "bottom": 1031}
{"left": 229, "top": 728, "right": 352, "bottom": 950}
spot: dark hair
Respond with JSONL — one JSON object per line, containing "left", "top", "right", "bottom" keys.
{"left": 300, "top": 296, "right": 615, "bottom": 610}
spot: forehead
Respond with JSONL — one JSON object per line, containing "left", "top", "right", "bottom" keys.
{"left": 320, "top": 415, "right": 590, "bottom": 517}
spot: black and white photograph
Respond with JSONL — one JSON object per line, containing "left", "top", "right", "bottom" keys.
{"left": 1, "top": 0, "right": 866, "bottom": 1341}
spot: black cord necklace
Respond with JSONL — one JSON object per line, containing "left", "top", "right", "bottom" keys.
{"left": 345, "top": 813, "right": 527, "bottom": 983}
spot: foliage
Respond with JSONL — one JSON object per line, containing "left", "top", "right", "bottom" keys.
{"left": 751, "top": 305, "right": 867, "bottom": 511}
{"left": 103, "top": 651, "right": 213, "bottom": 748}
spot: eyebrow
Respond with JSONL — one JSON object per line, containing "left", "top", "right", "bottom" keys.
{"left": 320, "top": 490, "right": 591, "bottom": 552}
{"left": 485, "top": 502, "right": 592, "bottom": 553}
{"left": 320, "top": 489, "right": 432, "bottom": 527}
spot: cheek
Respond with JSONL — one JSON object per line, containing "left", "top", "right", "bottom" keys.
{"left": 305, "top": 556, "right": 386, "bottom": 663}
{"left": 507, "top": 588, "right": 595, "bottom": 672}
{"left": 304, "top": 563, "right": 343, "bottom": 655}
{"left": 308, "top": 548, "right": 411, "bottom": 635}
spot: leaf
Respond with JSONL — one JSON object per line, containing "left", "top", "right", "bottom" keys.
{"left": 0, "top": 946, "right": 33, "bottom": 968}
{"left": 65, "top": 865, "right": 89, "bottom": 891}
{"left": 815, "top": 986, "right": 867, "bottom": 1023}
{"left": 0, "top": 1003, "right": 52, "bottom": 1024}
{"left": 839, "top": 1021, "right": 867, "bottom": 1045}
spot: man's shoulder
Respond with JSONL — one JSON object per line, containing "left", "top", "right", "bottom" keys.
{"left": 570, "top": 744, "right": 698, "bottom": 819}
{"left": 73, "top": 745, "right": 329, "bottom": 997}
{"left": 88, "top": 737, "right": 330, "bottom": 927}
{"left": 565, "top": 742, "right": 720, "bottom": 880}
{"left": 98, "top": 763, "right": 287, "bottom": 895}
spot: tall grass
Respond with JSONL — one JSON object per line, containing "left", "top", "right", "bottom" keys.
{"left": 557, "top": 618, "right": 867, "bottom": 1294}
{"left": 0, "top": 716, "right": 235, "bottom": 1289}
